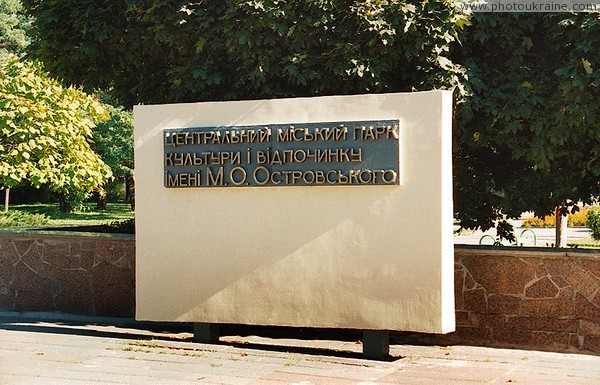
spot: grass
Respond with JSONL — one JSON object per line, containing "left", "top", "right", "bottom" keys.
{"left": 567, "top": 237, "right": 600, "bottom": 249}
{"left": 8, "top": 202, "right": 134, "bottom": 227}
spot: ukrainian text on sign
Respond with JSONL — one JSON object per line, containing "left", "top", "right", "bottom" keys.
{"left": 163, "top": 120, "right": 400, "bottom": 187}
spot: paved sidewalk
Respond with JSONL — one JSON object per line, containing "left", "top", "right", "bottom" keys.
{"left": 1, "top": 311, "right": 599, "bottom": 385}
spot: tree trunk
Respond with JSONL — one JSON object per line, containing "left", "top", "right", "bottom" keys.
{"left": 96, "top": 189, "right": 107, "bottom": 210}
{"left": 59, "top": 194, "right": 73, "bottom": 213}
{"left": 126, "top": 176, "right": 135, "bottom": 210}
{"left": 3, "top": 187, "right": 9, "bottom": 212}
{"left": 125, "top": 176, "right": 131, "bottom": 203}
{"left": 555, "top": 206, "right": 568, "bottom": 248}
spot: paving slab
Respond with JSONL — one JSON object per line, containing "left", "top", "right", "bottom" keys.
{"left": 1, "top": 311, "right": 599, "bottom": 384}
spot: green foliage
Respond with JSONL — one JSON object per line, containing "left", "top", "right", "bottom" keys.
{"left": 0, "top": 0, "right": 32, "bottom": 57}
{"left": 0, "top": 209, "right": 49, "bottom": 227}
{"left": 93, "top": 96, "right": 133, "bottom": 179}
{"left": 23, "top": 0, "right": 130, "bottom": 100}
{"left": 0, "top": 55, "right": 112, "bottom": 202}
{"left": 453, "top": 13, "right": 600, "bottom": 239}
{"left": 587, "top": 206, "right": 600, "bottom": 241}
{"left": 23, "top": 2, "right": 600, "bottom": 243}
{"left": 24, "top": 0, "right": 469, "bottom": 105}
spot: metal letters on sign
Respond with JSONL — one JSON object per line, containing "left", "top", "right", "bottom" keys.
{"left": 163, "top": 120, "right": 400, "bottom": 188}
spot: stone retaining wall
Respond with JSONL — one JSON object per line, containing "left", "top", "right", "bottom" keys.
{"left": 0, "top": 231, "right": 135, "bottom": 318}
{"left": 449, "top": 246, "right": 600, "bottom": 354}
{"left": 0, "top": 231, "right": 598, "bottom": 354}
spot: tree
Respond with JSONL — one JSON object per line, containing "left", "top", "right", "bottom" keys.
{"left": 0, "top": 54, "right": 112, "bottom": 212}
{"left": 1, "top": 0, "right": 33, "bottom": 210}
{"left": 92, "top": 96, "right": 134, "bottom": 210}
{"left": 453, "top": 13, "right": 600, "bottom": 242}
{"left": 24, "top": 0, "right": 470, "bottom": 215}
{"left": 0, "top": 0, "right": 31, "bottom": 57}
{"left": 24, "top": 0, "right": 469, "bottom": 105}
{"left": 24, "top": 2, "right": 600, "bottom": 243}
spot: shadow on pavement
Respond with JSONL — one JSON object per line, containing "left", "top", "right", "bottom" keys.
{"left": 0, "top": 317, "right": 403, "bottom": 361}
{"left": 0, "top": 318, "right": 192, "bottom": 342}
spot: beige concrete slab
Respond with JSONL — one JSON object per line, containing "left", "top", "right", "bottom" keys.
{"left": 134, "top": 91, "right": 455, "bottom": 333}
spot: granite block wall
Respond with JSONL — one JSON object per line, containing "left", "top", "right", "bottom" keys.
{"left": 449, "top": 247, "right": 600, "bottom": 354}
{"left": 0, "top": 231, "right": 598, "bottom": 354}
{"left": 0, "top": 231, "right": 135, "bottom": 318}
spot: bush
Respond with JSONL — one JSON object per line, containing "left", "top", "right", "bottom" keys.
{"left": 108, "top": 218, "right": 135, "bottom": 234}
{"left": 568, "top": 207, "right": 590, "bottom": 227}
{"left": 0, "top": 210, "right": 50, "bottom": 227}
{"left": 587, "top": 206, "right": 600, "bottom": 240}
{"left": 47, "top": 218, "right": 135, "bottom": 234}
{"left": 522, "top": 215, "right": 555, "bottom": 228}
{"left": 522, "top": 207, "right": 592, "bottom": 228}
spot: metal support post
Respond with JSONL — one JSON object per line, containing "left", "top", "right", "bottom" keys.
{"left": 193, "top": 323, "right": 220, "bottom": 343}
{"left": 363, "top": 330, "right": 390, "bottom": 360}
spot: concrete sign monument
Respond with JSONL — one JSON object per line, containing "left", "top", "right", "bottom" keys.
{"left": 134, "top": 91, "right": 455, "bottom": 358}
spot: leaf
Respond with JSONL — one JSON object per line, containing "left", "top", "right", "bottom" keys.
{"left": 521, "top": 81, "right": 533, "bottom": 89}
{"left": 438, "top": 56, "right": 453, "bottom": 69}
{"left": 195, "top": 37, "right": 207, "bottom": 53}
{"left": 521, "top": 36, "right": 533, "bottom": 49}
{"left": 582, "top": 58, "right": 593, "bottom": 74}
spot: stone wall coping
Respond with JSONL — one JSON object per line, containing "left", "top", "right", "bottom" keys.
{"left": 455, "top": 244, "right": 600, "bottom": 260}
{"left": 0, "top": 228, "right": 135, "bottom": 241}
